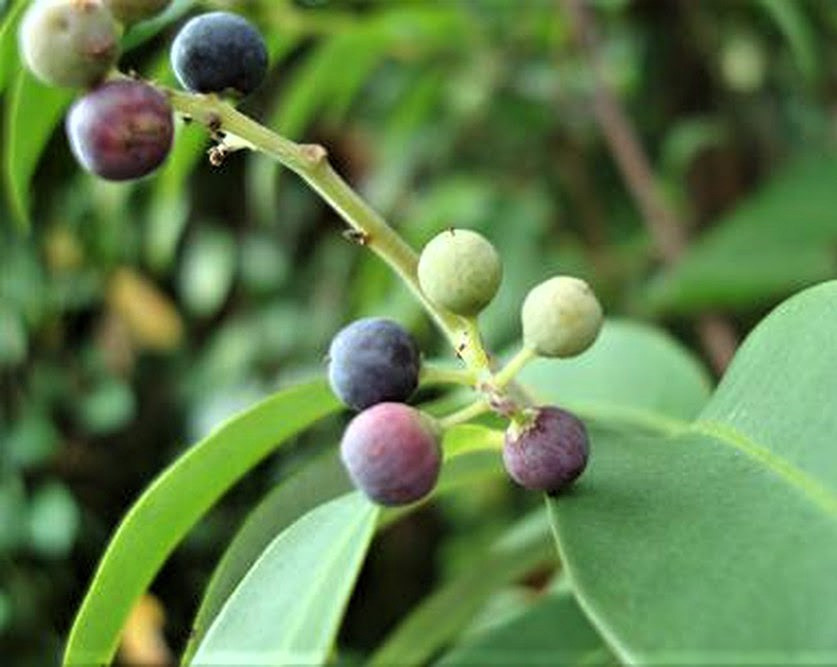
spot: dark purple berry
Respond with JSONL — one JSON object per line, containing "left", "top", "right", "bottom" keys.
{"left": 502, "top": 406, "right": 589, "bottom": 494}
{"left": 340, "top": 403, "right": 441, "bottom": 506}
{"left": 328, "top": 318, "right": 421, "bottom": 411}
{"left": 170, "top": 12, "right": 268, "bottom": 97}
{"left": 66, "top": 80, "right": 174, "bottom": 181}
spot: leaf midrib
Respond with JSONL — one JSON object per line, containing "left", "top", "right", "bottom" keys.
{"left": 692, "top": 419, "right": 837, "bottom": 519}
{"left": 578, "top": 400, "right": 837, "bottom": 520}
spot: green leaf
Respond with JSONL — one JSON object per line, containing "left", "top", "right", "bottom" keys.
{"left": 519, "top": 318, "right": 711, "bottom": 430}
{"left": 370, "top": 511, "right": 555, "bottom": 666}
{"left": 185, "top": 424, "right": 505, "bottom": 662}
{"left": 0, "top": 0, "right": 27, "bottom": 94}
{"left": 645, "top": 154, "right": 837, "bottom": 315}
{"left": 64, "top": 380, "right": 340, "bottom": 667}
{"left": 181, "top": 451, "right": 353, "bottom": 664}
{"left": 439, "top": 588, "right": 614, "bottom": 667}
{"left": 190, "top": 492, "right": 378, "bottom": 666}
{"left": 550, "top": 281, "right": 837, "bottom": 662}
{"left": 3, "top": 71, "right": 73, "bottom": 231}
{"left": 755, "top": 0, "right": 818, "bottom": 82}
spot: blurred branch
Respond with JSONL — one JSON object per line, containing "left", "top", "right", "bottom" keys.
{"left": 561, "top": 0, "right": 738, "bottom": 374}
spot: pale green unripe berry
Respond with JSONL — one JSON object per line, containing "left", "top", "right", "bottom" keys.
{"left": 104, "top": 0, "right": 171, "bottom": 25}
{"left": 417, "top": 229, "right": 502, "bottom": 317}
{"left": 19, "top": 0, "right": 120, "bottom": 89}
{"left": 521, "top": 276, "right": 603, "bottom": 358}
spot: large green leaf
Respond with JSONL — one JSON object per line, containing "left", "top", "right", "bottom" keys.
{"left": 184, "top": 423, "right": 504, "bottom": 662}
{"left": 550, "top": 281, "right": 837, "bottom": 662}
{"left": 519, "top": 318, "right": 711, "bottom": 430}
{"left": 181, "top": 451, "right": 353, "bottom": 664}
{"left": 439, "top": 587, "right": 614, "bottom": 667}
{"left": 190, "top": 492, "right": 378, "bottom": 666}
{"left": 63, "top": 380, "right": 340, "bottom": 667}
{"left": 370, "top": 511, "right": 556, "bottom": 666}
{"left": 645, "top": 154, "right": 837, "bottom": 315}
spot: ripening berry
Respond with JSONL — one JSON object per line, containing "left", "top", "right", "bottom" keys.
{"left": 104, "top": 0, "right": 171, "bottom": 25}
{"left": 340, "top": 403, "right": 441, "bottom": 506}
{"left": 503, "top": 406, "right": 589, "bottom": 494}
{"left": 19, "top": 0, "right": 120, "bottom": 88}
{"left": 418, "top": 229, "right": 502, "bottom": 317}
{"left": 170, "top": 11, "right": 268, "bottom": 97}
{"left": 328, "top": 318, "right": 421, "bottom": 411}
{"left": 521, "top": 276, "right": 603, "bottom": 358}
{"left": 66, "top": 80, "right": 173, "bottom": 181}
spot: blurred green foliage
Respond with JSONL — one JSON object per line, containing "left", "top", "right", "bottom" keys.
{"left": 1, "top": 0, "right": 836, "bottom": 663}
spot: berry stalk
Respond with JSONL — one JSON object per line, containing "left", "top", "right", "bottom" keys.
{"left": 165, "top": 88, "right": 493, "bottom": 373}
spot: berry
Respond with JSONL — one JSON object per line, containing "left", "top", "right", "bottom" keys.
{"left": 66, "top": 80, "right": 173, "bottom": 181}
{"left": 340, "top": 403, "right": 441, "bottom": 506}
{"left": 19, "top": 0, "right": 120, "bottom": 89}
{"left": 503, "top": 406, "right": 589, "bottom": 494}
{"left": 521, "top": 276, "right": 603, "bottom": 358}
{"left": 104, "top": 0, "right": 171, "bottom": 25}
{"left": 170, "top": 11, "right": 268, "bottom": 97}
{"left": 418, "top": 229, "right": 502, "bottom": 317}
{"left": 328, "top": 318, "right": 421, "bottom": 411}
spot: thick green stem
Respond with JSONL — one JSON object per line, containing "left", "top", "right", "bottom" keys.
{"left": 164, "top": 88, "right": 525, "bottom": 400}
{"left": 167, "top": 90, "right": 473, "bottom": 352}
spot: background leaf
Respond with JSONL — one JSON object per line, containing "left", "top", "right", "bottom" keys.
{"left": 370, "top": 511, "right": 555, "bottom": 666}
{"left": 439, "top": 586, "right": 614, "bottom": 667}
{"left": 645, "top": 154, "right": 837, "bottom": 315}
{"left": 519, "top": 319, "right": 712, "bottom": 429}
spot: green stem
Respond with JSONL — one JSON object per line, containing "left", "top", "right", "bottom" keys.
{"left": 166, "top": 90, "right": 469, "bottom": 354}
{"left": 494, "top": 346, "right": 536, "bottom": 388}
{"left": 438, "top": 400, "right": 491, "bottom": 430}
{"left": 420, "top": 365, "right": 476, "bottom": 387}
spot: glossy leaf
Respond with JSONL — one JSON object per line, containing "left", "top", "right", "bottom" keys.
{"left": 181, "top": 451, "right": 353, "bottom": 664}
{"left": 64, "top": 381, "right": 340, "bottom": 667}
{"left": 550, "top": 281, "right": 837, "bottom": 662}
{"left": 190, "top": 492, "right": 378, "bottom": 666}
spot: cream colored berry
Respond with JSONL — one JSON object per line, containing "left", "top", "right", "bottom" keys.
{"left": 521, "top": 276, "right": 603, "bottom": 358}
{"left": 19, "top": 0, "right": 120, "bottom": 89}
{"left": 418, "top": 229, "right": 502, "bottom": 317}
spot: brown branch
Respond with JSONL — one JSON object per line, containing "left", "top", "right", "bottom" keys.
{"left": 561, "top": 0, "right": 738, "bottom": 374}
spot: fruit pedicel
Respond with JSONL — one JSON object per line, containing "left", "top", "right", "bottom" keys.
{"left": 19, "top": 0, "right": 605, "bottom": 506}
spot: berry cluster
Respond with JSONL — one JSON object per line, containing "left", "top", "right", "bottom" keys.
{"left": 332, "top": 228, "right": 602, "bottom": 506}
{"left": 20, "top": 4, "right": 605, "bottom": 508}
{"left": 19, "top": 1, "right": 268, "bottom": 181}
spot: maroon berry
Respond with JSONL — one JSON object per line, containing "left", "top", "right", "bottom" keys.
{"left": 503, "top": 406, "right": 589, "bottom": 494}
{"left": 65, "top": 80, "right": 174, "bottom": 181}
{"left": 340, "top": 403, "right": 441, "bottom": 507}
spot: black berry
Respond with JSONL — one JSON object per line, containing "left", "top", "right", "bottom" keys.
{"left": 170, "top": 11, "right": 268, "bottom": 97}
{"left": 502, "top": 406, "right": 589, "bottom": 494}
{"left": 328, "top": 318, "right": 421, "bottom": 411}
{"left": 66, "top": 80, "right": 174, "bottom": 181}
{"left": 340, "top": 403, "right": 441, "bottom": 506}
